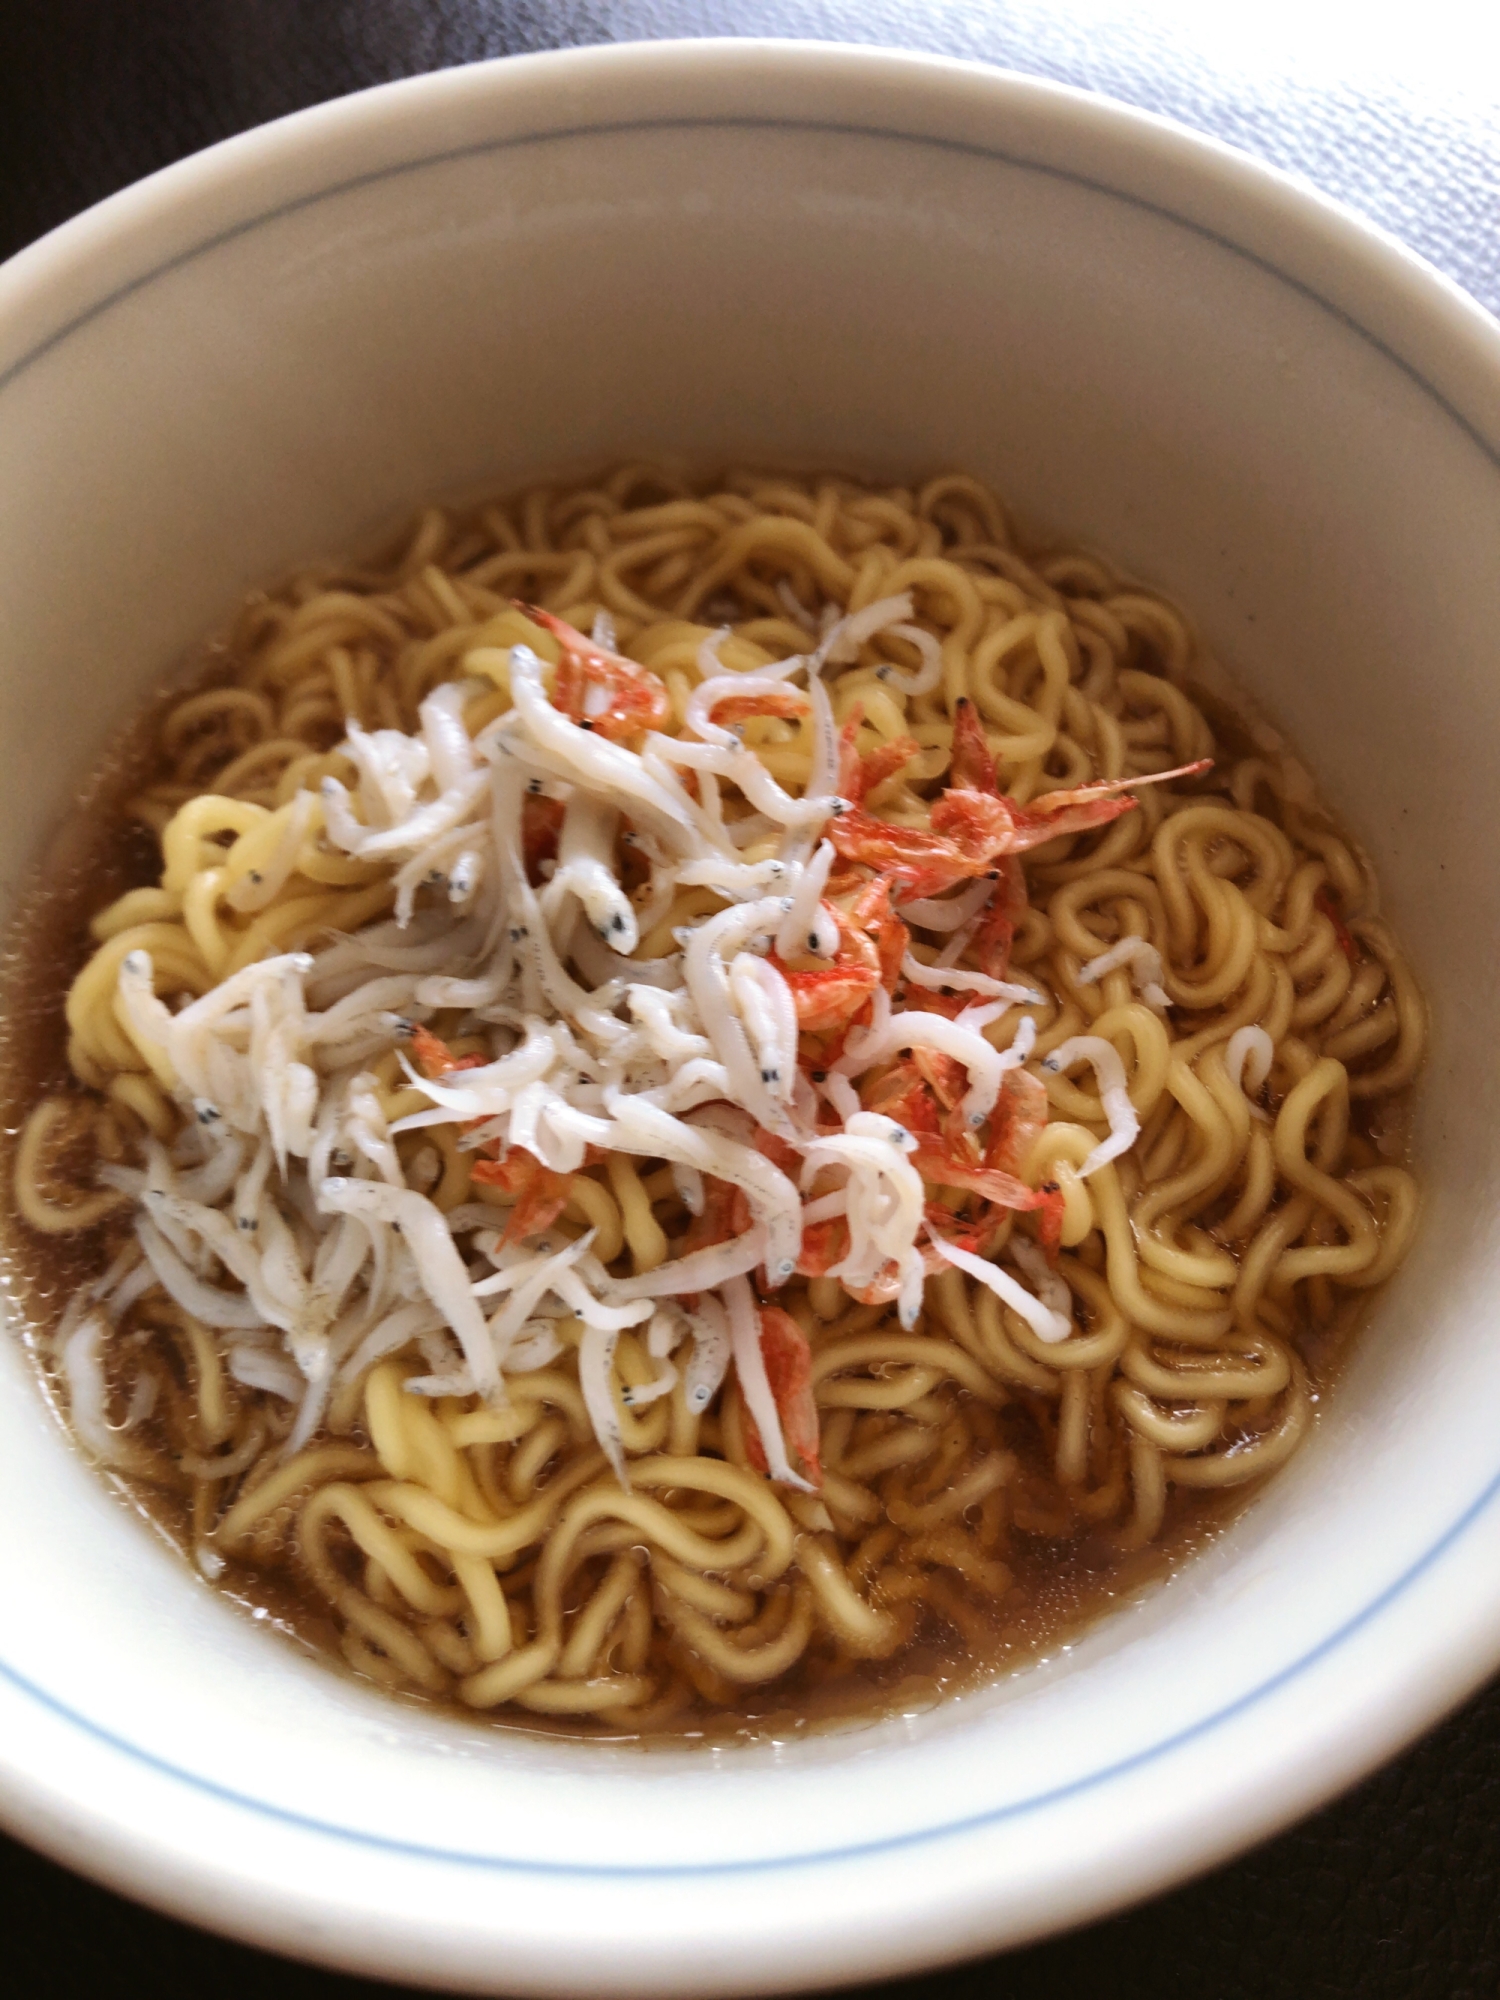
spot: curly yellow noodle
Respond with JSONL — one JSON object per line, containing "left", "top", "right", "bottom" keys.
{"left": 6, "top": 463, "right": 1427, "bottom": 1734}
{"left": 13, "top": 1098, "right": 130, "bottom": 1233}
{"left": 216, "top": 1445, "right": 381, "bottom": 1549}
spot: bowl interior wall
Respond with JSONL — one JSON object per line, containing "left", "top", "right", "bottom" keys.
{"left": 0, "top": 100, "right": 1494, "bottom": 1880}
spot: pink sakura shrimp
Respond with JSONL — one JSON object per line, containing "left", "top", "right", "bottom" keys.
{"left": 516, "top": 603, "right": 671, "bottom": 744}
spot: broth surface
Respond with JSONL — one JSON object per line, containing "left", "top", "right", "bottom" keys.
{"left": 0, "top": 469, "right": 1419, "bottom": 1741}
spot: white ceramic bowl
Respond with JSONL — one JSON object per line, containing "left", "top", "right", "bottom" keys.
{"left": 2, "top": 38, "right": 1499, "bottom": 1997}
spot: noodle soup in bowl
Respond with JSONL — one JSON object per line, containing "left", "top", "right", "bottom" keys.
{"left": 0, "top": 36, "right": 1496, "bottom": 1997}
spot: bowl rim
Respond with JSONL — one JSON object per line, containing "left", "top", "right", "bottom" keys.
{"left": 2, "top": 34, "right": 1500, "bottom": 1995}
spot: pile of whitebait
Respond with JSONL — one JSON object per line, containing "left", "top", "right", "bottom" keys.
{"left": 69, "top": 600, "right": 1145, "bottom": 1488}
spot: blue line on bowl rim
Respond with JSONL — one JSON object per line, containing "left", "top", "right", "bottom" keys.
{"left": 1, "top": 105, "right": 1494, "bottom": 1878}
{"left": 4, "top": 1456, "right": 1495, "bottom": 1876}
{"left": 2, "top": 110, "right": 1497, "bottom": 479}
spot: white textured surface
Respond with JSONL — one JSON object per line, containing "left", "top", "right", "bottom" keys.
{"left": 604, "top": 0, "right": 1500, "bottom": 315}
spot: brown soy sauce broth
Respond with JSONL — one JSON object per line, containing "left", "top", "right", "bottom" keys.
{"left": 0, "top": 632, "right": 1403, "bottom": 1749}
{"left": 0, "top": 670, "right": 359, "bottom": 1677}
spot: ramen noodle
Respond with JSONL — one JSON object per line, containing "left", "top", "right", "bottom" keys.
{"left": 3, "top": 467, "right": 1423, "bottom": 1734}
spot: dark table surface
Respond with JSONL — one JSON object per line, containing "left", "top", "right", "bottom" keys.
{"left": 3, "top": 5, "right": 1498, "bottom": 1997}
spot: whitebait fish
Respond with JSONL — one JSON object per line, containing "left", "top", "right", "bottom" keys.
{"left": 7, "top": 467, "right": 1422, "bottom": 1734}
